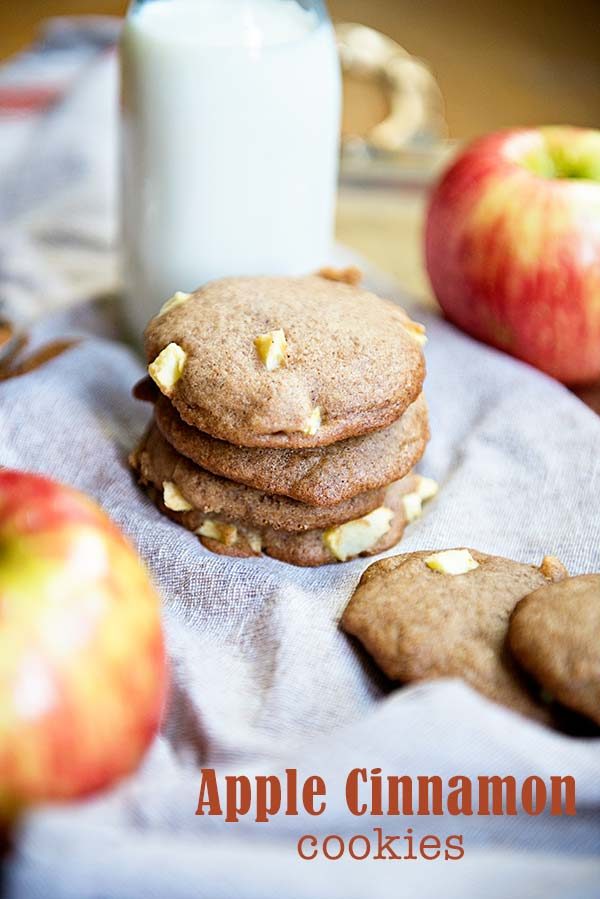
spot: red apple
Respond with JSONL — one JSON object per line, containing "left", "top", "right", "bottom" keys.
{"left": 425, "top": 126, "right": 600, "bottom": 384}
{"left": 0, "top": 470, "right": 167, "bottom": 822}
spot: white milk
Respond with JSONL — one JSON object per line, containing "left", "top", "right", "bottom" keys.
{"left": 120, "top": 0, "right": 341, "bottom": 336}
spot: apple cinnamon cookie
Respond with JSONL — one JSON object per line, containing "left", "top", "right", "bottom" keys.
{"left": 144, "top": 275, "right": 426, "bottom": 448}
{"left": 342, "top": 549, "right": 569, "bottom": 721}
{"left": 149, "top": 475, "right": 417, "bottom": 567}
{"left": 132, "top": 424, "right": 409, "bottom": 533}
{"left": 154, "top": 393, "right": 429, "bottom": 506}
{"left": 509, "top": 574, "right": 600, "bottom": 725}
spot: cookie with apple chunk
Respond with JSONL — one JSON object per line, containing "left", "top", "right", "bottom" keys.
{"left": 143, "top": 275, "right": 426, "bottom": 448}
{"left": 153, "top": 392, "right": 429, "bottom": 507}
{"left": 153, "top": 476, "right": 415, "bottom": 568}
{"left": 134, "top": 424, "right": 395, "bottom": 532}
{"left": 342, "top": 549, "right": 568, "bottom": 722}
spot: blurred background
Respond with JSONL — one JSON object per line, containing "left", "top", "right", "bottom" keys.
{"left": 3, "top": 0, "right": 600, "bottom": 136}
{"left": 2, "top": 0, "right": 599, "bottom": 297}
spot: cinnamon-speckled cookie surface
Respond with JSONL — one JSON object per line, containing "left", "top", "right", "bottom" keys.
{"left": 509, "top": 574, "right": 600, "bottom": 725}
{"left": 144, "top": 275, "right": 426, "bottom": 448}
{"left": 132, "top": 424, "right": 396, "bottom": 532}
{"left": 149, "top": 476, "right": 415, "bottom": 567}
{"left": 154, "top": 393, "right": 429, "bottom": 506}
{"left": 342, "top": 549, "right": 568, "bottom": 721}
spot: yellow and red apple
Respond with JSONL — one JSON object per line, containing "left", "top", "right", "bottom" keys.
{"left": 425, "top": 126, "right": 600, "bottom": 384}
{"left": 0, "top": 470, "right": 167, "bottom": 822}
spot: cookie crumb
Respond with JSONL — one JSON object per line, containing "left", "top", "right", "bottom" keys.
{"left": 540, "top": 555, "right": 569, "bottom": 582}
{"left": 317, "top": 266, "right": 363, "bottom": 286}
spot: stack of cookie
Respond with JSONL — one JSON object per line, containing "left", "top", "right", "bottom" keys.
{"left": 130, "top": 271, "right": 435, "bottom": 566}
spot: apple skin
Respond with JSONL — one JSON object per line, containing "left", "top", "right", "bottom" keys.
{"left": 425, "top": 126, "right": 600, "bottom": 384}
{"left": 0, "top": 470, "right": 167, "bottom": 822}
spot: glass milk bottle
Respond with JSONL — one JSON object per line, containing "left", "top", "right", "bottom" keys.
{"left": 120, "top": 0, "right": 341, "bottom": 337}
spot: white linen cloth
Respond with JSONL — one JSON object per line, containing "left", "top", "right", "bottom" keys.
{"left": 2, "top": 20, "right": 600, "bottom": 899}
